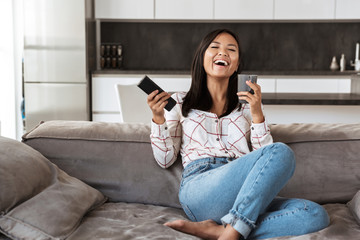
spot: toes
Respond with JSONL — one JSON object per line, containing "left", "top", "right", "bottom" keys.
{"left": 164, "top": 220, "right": 187, "bottom": 229}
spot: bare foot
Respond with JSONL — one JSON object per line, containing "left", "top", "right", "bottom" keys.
{"left": 218, "top": 225, "right": 243, "bottom": 240}
{"left": 164, "top": 219, "right": 225, "bottom": 240}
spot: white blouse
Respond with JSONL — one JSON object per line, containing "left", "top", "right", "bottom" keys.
{"left": 150, "top": 92, "right": 273, "bottom": 169}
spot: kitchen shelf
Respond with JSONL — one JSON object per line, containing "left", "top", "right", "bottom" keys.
{"left": 262, "top": 93, "right": 360, "bottom": 105}
{"left": 91, "top": 71, "right": 360, "bottom": 106}
{"left": 93, "top": 69, "right": 360, "bottom": 76}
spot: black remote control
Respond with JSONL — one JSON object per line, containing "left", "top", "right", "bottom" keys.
{"left": 137, "top": 75, "right": 176, "bottom": 111}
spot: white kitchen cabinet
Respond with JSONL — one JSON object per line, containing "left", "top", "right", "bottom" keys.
{"left": 25, "top": 83, "right": 88, "bottom": 130}
{"left": 338, "top": 78, "right": 352, "bottom": 93}
{"left": 257, "top": 78, "right": 276, "bottom": 93}
{"left": 335, "top": 0, "right": 360, "bottom": 19}
{"left": 95, "top": 0, "right": 154, "bottom": 19}
{"left": 155, "top": 0, "right": 213, "bottom": 20}
{"left": 92, "top": 74, "right": 355, "bottom": 124}
{"left": 214, "top": 0, "right": 274, "bottom": 20}
{"left": 275, "top": 77, "right": 351, "bottom": 93}
{"left": 274, "top": 0, "right": 336, "bottom": 20}
{"left": 265, "top": 105, "right": 360, "bottom": 124}
{"left": 150, "top": 76, "right": 191, "bottom": 92}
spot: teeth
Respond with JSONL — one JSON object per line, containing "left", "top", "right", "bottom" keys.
{"left": 214, "top": 60, "right": 229, "bottom": 66}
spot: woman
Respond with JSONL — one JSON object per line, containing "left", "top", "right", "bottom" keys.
{"left": 147, "top": 29, "right": 329, "bottom": 240}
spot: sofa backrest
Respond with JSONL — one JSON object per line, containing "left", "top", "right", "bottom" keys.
{"left": 271, "top": 123, "right": 360, "bottom": 204}
{"left": 22, "top": 121, "right": 360, "bottom": 208}
{"left": 22, "top": 121, "right": 183, "bottom": 209}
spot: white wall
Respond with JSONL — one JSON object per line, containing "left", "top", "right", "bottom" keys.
{"left": 0, "top": 0, "right": 23, "bottom": 139}
{"left": 13, "top": 0, "right": 25, "bottom": 140}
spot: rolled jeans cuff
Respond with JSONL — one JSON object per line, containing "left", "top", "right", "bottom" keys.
{"left": 221, "top": 211, "right": 256, "bottom": 239}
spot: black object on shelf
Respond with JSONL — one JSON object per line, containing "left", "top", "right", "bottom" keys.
{"left": 100, "top": 43, "right": 123, "bottom": 69}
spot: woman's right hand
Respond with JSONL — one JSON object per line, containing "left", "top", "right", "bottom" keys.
{"left": 147, "top": 90, "right": 171, "bottom": 124}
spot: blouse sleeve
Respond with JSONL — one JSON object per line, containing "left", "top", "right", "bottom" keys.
{"left": 150, "top": 93, "right": 183, "bottom": 168}
{"left": 248, "top": 105, "right": 273, "bottom": 150}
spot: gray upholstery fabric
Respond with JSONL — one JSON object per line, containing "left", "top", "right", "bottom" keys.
{"left": 23, "top": 121, "right": 360, "bottom": 207}
{"left": 23, "top": 121, "right": 183, "bottom": 209}
{"left": 0, "top": 137, "right": 52, "bottom": 213}
{"left": 269, "top": 123, "right": 360, "bottom": 143}
{"left": 0, "top": 136, "right": 106, "bottom": 240}
{"left": 19, "top": 120, "right": 360, "bottom": 239}
{"left": 348, "top": 190, "right": 360, "bottom": 225}
{"left": 23, "top": 120, "right": 152, "bottom": 143}
{"left": 1, "top": 203, "right": 359, "bottom": 239}
{"left": 67, "top": 202, "right": 200, "bottom": 240}
{"left": 271, "top": 123, "right": 360, "bottom": 204}
{"left": 67, "top": 203, "right": 359, "bottom": 240}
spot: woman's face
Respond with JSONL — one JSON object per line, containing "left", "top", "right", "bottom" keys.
{"left": 203, "top": 32, "right": 239, "bottom": 80}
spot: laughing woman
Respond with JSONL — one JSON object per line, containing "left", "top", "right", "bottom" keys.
{"left": 147, "top": 29, "right": 329, "bottom": 240}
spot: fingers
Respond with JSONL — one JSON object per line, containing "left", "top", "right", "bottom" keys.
{"left": 147, "top": 91, "right": 171, "bottom": 112}
{"left": 237, "top": 82, "right": 264, "bottom": 122}
{"left": 147, "top": 91, "right": 171, "bottom": 123}
{"left": 147, "top": 91, "right": 170, "bottom": 104}
{"left": 153, "top": 94, "right": 169, "bottom": 108}
{"left": 237, "top": 92, "right": 255, "bottom": 103}
{"left": 246, "top": 80, "right": 261, "bottom": 94}
{"left": 157, "top": 99, "right": 168, "bottom": 110}
{"left": 237, "top": 87, "right": 261, "bottom": 106}
{"left": 147, "top": 90, "right": 159, "bottom": 102}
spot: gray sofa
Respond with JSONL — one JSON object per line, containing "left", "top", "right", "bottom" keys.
{"left": 1, "top": 120, "right": 360, "bottom": 240}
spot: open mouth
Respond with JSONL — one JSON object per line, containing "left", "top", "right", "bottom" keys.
{"left": 214, "top": 59, "right": 229, "bottom": 66}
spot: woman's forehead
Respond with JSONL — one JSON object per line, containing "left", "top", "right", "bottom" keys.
{"left": 211, "top": 33, "right": 238, "bottom": 47}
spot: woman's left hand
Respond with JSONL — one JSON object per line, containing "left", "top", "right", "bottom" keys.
{"left": 237, "top": 81, "right": 265, "bottom": 123}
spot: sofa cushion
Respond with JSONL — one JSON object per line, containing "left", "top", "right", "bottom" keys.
{"left": 0, "top": 139, "right": 52, "bottom": 213}
{"left": 0, "top": 136, "right": 106, "bottom": 239}
{"left": 347, "top": 190, "right": 360, "bottom": 225}
{"left": 67, "top": 202, "right": 201, "bottom": 240}
{"left": 64, "top": 202, "right": 360, "bottom": 240}
{"left": 271, "top": 123, "right": 360, "bottom": 204}
{"left": 22, "top": 121, "right": 360, "bottom": 207}
{"left": 269, "top": 123, "right": 360, "bottom": 143}
{"left": 22, "top": 121, "right": 183, "bottom": 209}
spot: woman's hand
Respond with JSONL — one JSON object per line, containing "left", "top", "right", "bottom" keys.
{"left": 147, "top": 90, "right": 171, "bottom": 124}
{"left": 237, "top": 81, "right": 265, "bottom": 123}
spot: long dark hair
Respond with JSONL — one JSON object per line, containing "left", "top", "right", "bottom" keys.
{"left": 182, "top": 29, "right": 243, "bottom": 117}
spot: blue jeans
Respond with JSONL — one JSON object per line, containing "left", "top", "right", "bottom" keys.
{"left": 178, "top": 143, "right": 330, "bottom": 239}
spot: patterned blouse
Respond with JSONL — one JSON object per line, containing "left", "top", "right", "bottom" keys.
{"left": 150, "top": 92, "right": 273, "bottom": 169}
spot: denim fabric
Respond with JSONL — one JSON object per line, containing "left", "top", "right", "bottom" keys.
{"left": 178, "top": 143, "right": 330, "bottom": 239}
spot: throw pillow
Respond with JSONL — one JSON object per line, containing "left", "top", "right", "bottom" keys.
{"left": 347, "top": 190, "right": 360, "bottom": 225}
{"left": 0, "top": 136, "right": 107, "bottom": 239}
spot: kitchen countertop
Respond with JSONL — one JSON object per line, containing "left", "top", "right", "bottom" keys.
{"left": 91, "top": 70, "right": 360, "bottom": 105}
{"left": 93, "top": 69, "right": 360, "bottom": 76}
{"left": 262, "top": 93, "right": 360, "bottom": 105}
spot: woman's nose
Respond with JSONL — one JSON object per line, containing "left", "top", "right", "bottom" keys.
{"left": 218, "top": 50, "right": 228, "bottom": 56}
